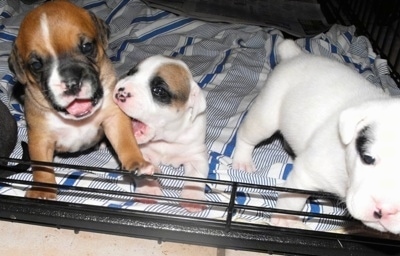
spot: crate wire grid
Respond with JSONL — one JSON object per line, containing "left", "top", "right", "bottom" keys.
{"left": 1, "top": 0, "right": 400, "bottom": 255}
{"left": 0, "top": 157, "right": 352, "bottom": 226}
{"left": 321, "top": 0, "right": 400, "bottom": 84}
{"left": 1, "top": 157, "right": 400, "bottom": 256}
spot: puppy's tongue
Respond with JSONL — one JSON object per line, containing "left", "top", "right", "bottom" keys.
{"left": 66, "top": 99, "right": 93, "bottom": 117}
{"left": 132, "top": 119, "right": 146, "bottom": 137}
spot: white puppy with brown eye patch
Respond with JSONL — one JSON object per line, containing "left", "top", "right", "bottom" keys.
{"left": 233, "top": 39, "right": 400, "bottom": 234}
{"left": 114, "top": 55, "right": 208, "bottom": 212}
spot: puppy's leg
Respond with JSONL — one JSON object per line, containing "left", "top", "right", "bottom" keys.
{"left": 103, "top": 107, "right": 154, "bottom": 174}
{"left": 180, "top": 153, "right": 209, "bottom": 212}
{"left": 104, "top": 108, "right": 161, "bottom": 204}
{"left": 130, "top": 150, "right": 163, "bottom": 204}
{"left": 25, "top": 131, "right": 57, "bottom": 199}
{"left": 270, "top": 156, "right": 314, "bottom": 229}
{"left": 134, "top": 175, "right": 163, "bottom": 204}
{"left": 232, "top": 87, "right": 281, "bottom": 172}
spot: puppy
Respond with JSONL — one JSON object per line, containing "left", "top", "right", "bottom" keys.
{"left": 8, "top": 0, "right": 154, "bottom": 199}
{"left": 233, "top": 39, "right": 400, "bottom": 234}
{"left": 114, "top": 55, "right": 208, "bottom": 212}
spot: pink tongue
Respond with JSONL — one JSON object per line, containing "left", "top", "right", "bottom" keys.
{"left": 66, "top": 99, "right": 93, "bottom": 117}
{"left": 132, "top": 119, "right": 146, "bottom": 137}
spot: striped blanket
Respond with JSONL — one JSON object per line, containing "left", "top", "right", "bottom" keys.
{"left": 0, "top": 0, "right": 398, "bottom": 231}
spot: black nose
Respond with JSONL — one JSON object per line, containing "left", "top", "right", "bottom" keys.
{"left": 64, "top": 77, "right": 82, "bottom": 95}
{"left": 373, "top": 209, "right": 382, "bottom": 219}
{"left": 61, "top": 64, "right": 84, "bottom": 95}
{"left": 115, "top": 87, "right": 131, "bottom": 103}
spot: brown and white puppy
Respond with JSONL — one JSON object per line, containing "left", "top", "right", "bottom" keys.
{"left": 8, "top": 0, "right": 154, "bottom": 199}
{"left": 114, "top": 55, "right": 208, "bottom": 212}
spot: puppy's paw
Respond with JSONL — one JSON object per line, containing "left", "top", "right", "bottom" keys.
{"left": 270, "top": 214, "right": 309, "bottom": 230}
{"left": 134, "top": 179, "right": 163, "bottom": 204}
{"left": 180, "top": 187, "right": 207, "bottom": 213}
{"left": 231, "top": 159, "right": 256, "bottom": 172}
{"left": 232, "top": 140, "right": 256, "bottom": 172}
{"left": 137, "top": 162, "right": 157, "bottom": 176}
{"left": 25, "top": 187, "right": 57, "bottom": 200}
{"left": 124, "top": 160, "right": 156, "bottom": 176}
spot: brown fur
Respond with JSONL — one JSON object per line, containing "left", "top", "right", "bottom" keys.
{"left": 8, "top": 0, "right": 151, "bottom": 199}
{"left": 156, "top": 63, "right": 191, "bottom": 108}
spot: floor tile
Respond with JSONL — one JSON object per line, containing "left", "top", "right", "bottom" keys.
{"left": 0, "top": 221, "right": 217, "bottom": 256}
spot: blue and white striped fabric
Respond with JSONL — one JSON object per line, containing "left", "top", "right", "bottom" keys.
{"left": 0, "top": 0, "right": 398, "bottom": 231}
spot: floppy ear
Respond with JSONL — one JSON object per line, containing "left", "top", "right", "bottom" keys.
{"left": 339, "top": 106, "right": 367, "bottom": 145}
{"left": 8, "top": 44, "right": 27, "bottom": 85}
{"left": 89, "top": 12, "right": 110, "bottom": 48}
{"left": 188, "top": 81, "right": 206, "bottom": 122}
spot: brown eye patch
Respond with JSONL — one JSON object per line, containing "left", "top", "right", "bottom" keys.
{"left": 155, "top": 63, "right": 191, "bottom": 108}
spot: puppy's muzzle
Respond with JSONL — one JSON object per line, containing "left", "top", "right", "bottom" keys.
{"left": 59, "top": 61, "right": 100, "bottom": 96}
{"left": 50, "top": 60, "right": 104, "bottom": 118}
{"left": 62, "top": 67, "right": 85, "bottom": 96}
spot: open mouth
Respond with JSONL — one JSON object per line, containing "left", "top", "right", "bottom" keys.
{"left": 132, "top": 118, "right": 147, "bottom": 137}
{"left": 65, "top": 98, "right": 97, "bottom": 118}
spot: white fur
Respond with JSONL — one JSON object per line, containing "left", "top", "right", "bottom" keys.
{"left": 40, "top": 14, "right": 101, "bottom": 120}
{"left": 233, "top": 39, "right": 400, "bottom": 234}
{"left": 40, "top": 14, "right": 56, "bottom": 58}
{"left": 46, "top": 98, "right": 108, "bottom": 153}
{"left": 114, "top": 55, "right": 208, "bottom": 212}
{"left": 38, "top": 13, "right": 107, "bottom": 150}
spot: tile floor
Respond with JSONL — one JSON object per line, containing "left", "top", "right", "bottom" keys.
{"left": 0, "top": 221, "right": 272, "bottom": 255}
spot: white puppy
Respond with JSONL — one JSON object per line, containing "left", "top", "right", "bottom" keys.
{"left": 233, "top": 39, "right": 400, "bottom": 234}
{"left": 114, "top": 55, "right": 208, "bottom": 212}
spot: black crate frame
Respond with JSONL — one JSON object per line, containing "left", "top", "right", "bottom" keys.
{"left": 1, "top": 0, "right": 400, "bottom": 255}
{"left": 0, "top": 158, "right": 399, "bottom": 256}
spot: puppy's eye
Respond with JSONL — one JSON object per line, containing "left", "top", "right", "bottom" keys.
{"left": 361, "top": 154, "right": 375, "bottom": 165}
{"left": 152, "top": 86, "right": 170, "bottom": 99}
{"left": 80, "top": 42, "right": 94, "bottom": 55}
{"left": 29, "top": 59, "right": 43, "bottom": 71}
{"left": 150, "top": 76, "right": 172, "bottom": 104}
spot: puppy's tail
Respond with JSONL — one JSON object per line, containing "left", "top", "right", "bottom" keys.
{"left": 277, "top": 39, "right": 303, "bottom": 61}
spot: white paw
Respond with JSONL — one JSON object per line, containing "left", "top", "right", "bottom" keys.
{"left": 134, "top": 179, "right": 163, "bottom": 204}
{"left": 270, "top": 214, "right": 309, "bottom": 230}
{"left": 232, "top": 158, "right": 256, "bottom": 172}
{"left": 137, "top": 163, "right": 157, "bottom": 176}
{"left": 180, "top": 187, "right": 207, "bottom": 213}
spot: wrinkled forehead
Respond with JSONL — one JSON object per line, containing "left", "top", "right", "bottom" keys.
{"left": 357, "top": 120, "right": 400, "bottom": 157}
{"left": 134, "top": 57, "right": 192, "bottom": 95}
{"left": 155, "top": 63, "right": 191, "bottom": 95}
{"left": 375, "top": 122, "right": 400, "bottom": 150}
{"left": 15, "top": 2, "right": 96, "bottom": 59}
{"left": 355, "top": 100, "right": 400, "bottom": 158}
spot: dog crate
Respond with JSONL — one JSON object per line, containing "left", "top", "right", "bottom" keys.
{"left": 0, "top": 0, "right": 400, "bottom": 255}
{"left": 321, "top": 0, "right": 400, "bottom": 84}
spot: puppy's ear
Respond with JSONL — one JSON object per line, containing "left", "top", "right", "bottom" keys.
{"left": 188, "top": 81, "right": 206, "bottom": 122}
{"left": 89, "top": 12, "right": 110, "bottom": 48}
{"left": 126, "top": 65, "right": 138, "bottom": 76}
{"left": 339, "top": 106, "right": 367, "bottom": 145}
{"left": 8, "top": 44, "right": 27, "bottom": 85}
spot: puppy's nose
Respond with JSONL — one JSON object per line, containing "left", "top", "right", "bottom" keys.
{"left": 114, "top": 87, "right": 131, "bottom": 103}
{"left": 373, "top": 204, "right": 399, "bottom": 219}
{"left": 64, "top": 77, "right": 82, "bottom": 95}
